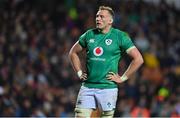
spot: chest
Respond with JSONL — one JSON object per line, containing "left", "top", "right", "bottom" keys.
{"left": 86, "top": 34, "right": 120, "bottom": 56}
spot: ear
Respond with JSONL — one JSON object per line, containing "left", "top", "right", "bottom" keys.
{"left": 109, "top": 19, "right": 113, "bottom": 24}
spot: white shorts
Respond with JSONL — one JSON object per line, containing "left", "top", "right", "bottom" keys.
{"left": 75, "top": 86, "right": 118, "bottom": 111}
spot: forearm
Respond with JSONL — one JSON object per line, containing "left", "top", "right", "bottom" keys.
{"left": 69, "top": 51, "right": 87, "bottom": 80}
{"left": 107, "top": 57, "right": 143, "bottom": 83}
{"left": 123, "top": 57, "right": 144, "bottom": 78}
{"left": 68, "top": 41, "right": 84, "bottom": 74}
{"left": 69, "top": 52, "right": 82, "bottom": 73}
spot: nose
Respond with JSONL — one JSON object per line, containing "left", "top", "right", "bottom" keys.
{"left": 96, "top": 15, "right": 101, "bottom": 21}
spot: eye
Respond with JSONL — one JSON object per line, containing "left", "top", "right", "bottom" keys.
{"left": 100, "top": 15, "right": 104, "bottom": 18}
{"left": 96, "top": 15, "right": 99, "bottom": 18}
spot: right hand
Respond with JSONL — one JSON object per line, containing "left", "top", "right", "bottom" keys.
{"left": 79, "top": 72, "right": 87, "bottom": 81}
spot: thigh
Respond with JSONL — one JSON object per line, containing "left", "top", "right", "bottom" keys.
{"left": 74, "top": 108, "right": 93, "bottom": 117}
{"left": 95, "top": 88, "right": 118, "bottom": 111}
{"left": 76, "top": 86, "right": 96, "bottom": 109}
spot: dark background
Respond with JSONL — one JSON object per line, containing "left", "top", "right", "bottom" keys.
{"left": 0, "top": 0, "right": 179, "bottom": 117}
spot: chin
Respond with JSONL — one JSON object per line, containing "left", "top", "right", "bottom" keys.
{"left": 96, "top": 26, "right": 102, "bottom": 30}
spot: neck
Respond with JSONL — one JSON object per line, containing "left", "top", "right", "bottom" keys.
{"left": 100, "top": 25, "right": 112, "bottom": 34}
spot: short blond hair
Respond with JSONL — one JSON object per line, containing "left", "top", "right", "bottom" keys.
{"left": 98, "top": 6, "right": 114, "bottom": 18}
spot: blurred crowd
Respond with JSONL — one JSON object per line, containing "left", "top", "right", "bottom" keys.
{"left": 0, "top": 0, "right": 179, "bottom": 117}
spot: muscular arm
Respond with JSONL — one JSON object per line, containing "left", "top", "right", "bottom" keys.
{"left": 69, "top": 41, "right": 84, "bottom": 73}
{"left": 69, "top": 41, "right": 87, "bottom": 80}
{"left": 123, "top": 47, "right": 144, "bottom": 78}
{"left": 107, "top": 47, "right": 144, "bottom": 83}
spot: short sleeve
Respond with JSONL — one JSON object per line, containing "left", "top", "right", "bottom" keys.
{"left": 79, "top": 32, "right": 87, "bottom": 48}
{"left": 120, "top": 32, "right": 135, "bottom": 53}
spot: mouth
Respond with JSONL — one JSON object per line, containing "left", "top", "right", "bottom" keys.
{"left": 96, "top": 22, "right": 101, "bottom": 26}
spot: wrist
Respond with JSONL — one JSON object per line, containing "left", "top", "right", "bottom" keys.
{"left": 77, "top": 70, "right": 83, "bottom": 78}
{"left": 120, "top": 75, "right": 128, "bottom": 82}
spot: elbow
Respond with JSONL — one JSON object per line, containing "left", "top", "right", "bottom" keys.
{"left": 134, "top": 55, "right": 144, "bottom": 67}
{"left": 139, "top": 56, "right": 144, "bottom": 66}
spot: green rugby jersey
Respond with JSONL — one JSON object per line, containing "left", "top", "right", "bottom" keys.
{"left": 79, "top": 27, "right": 135, "bottom": 88}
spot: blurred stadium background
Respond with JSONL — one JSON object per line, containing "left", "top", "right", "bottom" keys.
{"left": 0, "top": 0, "right": 179, "bottom": 117}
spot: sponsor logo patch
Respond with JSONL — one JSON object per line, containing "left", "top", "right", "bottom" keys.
{"left": 93, "top": 47, "right": 103, "bottom": 56}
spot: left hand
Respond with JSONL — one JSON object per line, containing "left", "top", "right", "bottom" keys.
{"left": 106, "top": 72, "right": 123, "bottom": 84}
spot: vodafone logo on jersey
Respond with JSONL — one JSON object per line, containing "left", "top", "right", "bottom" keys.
{"left": 93, "top": 47, "right": 103, "bottom": 56}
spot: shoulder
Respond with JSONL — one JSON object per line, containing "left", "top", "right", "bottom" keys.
{"left": 86, "top": 28, "right": 99, "bottom": 35}
{"left": 82, "top": 28, "right": 99, "bottom": 38}
{"left": 79, "top": 28, "right": 97, "bottom": 40}
{"left": 111, "top": 28, "right": 128, "bottom": 36}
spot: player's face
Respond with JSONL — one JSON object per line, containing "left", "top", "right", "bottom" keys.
{"left": 96, "top": 10, "right": 112, "bottom": 30}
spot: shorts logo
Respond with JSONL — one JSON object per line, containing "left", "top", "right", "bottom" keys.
{"left": 107, "top": 102, "right": 111, "bottom": 108}
{"left": 105, "top": 39, "right": 112, "bottom": 45}
{"left": 77, "top": 100, "right": 82, "bottom": 105}
{"left": 93, "top": 47, "right": 103, "bottom": 56}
